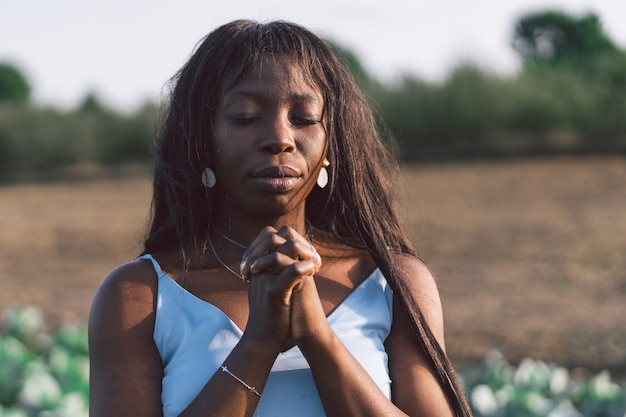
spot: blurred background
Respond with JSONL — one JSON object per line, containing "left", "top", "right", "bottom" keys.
{"left": 1, "top": 1, "right": 625, "bottom": 416}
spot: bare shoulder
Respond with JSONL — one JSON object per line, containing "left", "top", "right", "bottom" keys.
{"left": 89, "top": 258, "right": 158, "bottom": 332}
{"left": 391, "top": 254, "right": 442, "bottom": 313}
{"left": 385, "top": 254, "right": 455, "bottom": 416}
{"left": 391, "top": 253, "right": 438, "bottom": 286}
{"left": 387, "top": 252, "right": 445, "bottom": 348}
{"left": 88, "top": 258, "right": 164, "bottom": 416}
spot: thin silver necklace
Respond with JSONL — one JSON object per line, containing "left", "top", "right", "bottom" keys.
{"left": 207, "top": 234, "right": 248, "bottom": 282}
{"left": 214, "top": 227, "right": 248, "bottom": 250}
{"left": 210, "top": 221, "right": 314, "bottom": 283}
{"left": 214, "top": 220, "right": 314, "bottom": 248}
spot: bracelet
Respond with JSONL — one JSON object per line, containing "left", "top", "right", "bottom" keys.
{"left": 221, "top": 365, "right": 261, "bottom": 397}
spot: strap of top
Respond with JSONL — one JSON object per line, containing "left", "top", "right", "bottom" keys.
{"left": 138, "top": 253, "right": 165, "bottom": 278}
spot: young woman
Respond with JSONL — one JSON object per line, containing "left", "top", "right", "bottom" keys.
{"left": 89, "top": 19, "right": 472, "bottom": 417}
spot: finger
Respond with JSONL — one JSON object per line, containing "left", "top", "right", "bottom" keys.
{"left": 241, "top": 227, "right": 286, "bottom": 278}
{"left": 246, "top": 225, "right": 278, "bottom": 251}
{"left": 251, "top": 253, "right": 318, "bottom": 288}
{"left": 285, "top": 259, "right": 320, "bottom": 280}
{"left": 275, "top": 226, "right": 321, "bottom": 267}
{"left": 275, "top": 239, "right": 321, "bottom": 269}
{"left": 241, "top": 225, "right": 320, "bottom": 280}
{"left": 275, "top": 225, "right": 308, "bottom": 245}
{"left": 249, "top": 252, "right": 296, "bottom": 276}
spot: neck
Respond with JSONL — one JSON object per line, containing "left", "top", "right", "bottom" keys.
{"left": 212, "top": 205, "right": 309, "bottom": 247}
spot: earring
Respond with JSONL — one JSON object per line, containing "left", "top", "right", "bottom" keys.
{"left": 316, "top": 158, "right": 330, "bottom": 189}
{"left": 201, "top": 168, "right": 216, "bottom": 188}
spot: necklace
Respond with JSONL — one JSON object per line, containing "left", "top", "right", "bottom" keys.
{"left": 214, "top": 220, "right": 314, "bottom": 247}
{"left": 209, "top": 220, "right": 315, "bottom": 282}
{"left": 207, "top": 234, "right": 248, "bottom": 282}
{"left": 214, "top": 227, "right": 248, "bottom": 249}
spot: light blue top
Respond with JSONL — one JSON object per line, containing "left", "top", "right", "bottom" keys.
{"left": 140, "top": 254, "right": 393, "bottom": 417}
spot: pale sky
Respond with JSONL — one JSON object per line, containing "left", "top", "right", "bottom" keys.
{"left": 2, "top": 0, "right": 625, "bottom": 111}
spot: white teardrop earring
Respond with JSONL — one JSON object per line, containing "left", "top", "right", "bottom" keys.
{"left": 316, "top": 167, "right": 328, "bottom": 188}
{"left": 316, "top": 158, "right": 330, "bottom": 188}
{"left": 201, "top": 168, "right": 216, "bottom": 188}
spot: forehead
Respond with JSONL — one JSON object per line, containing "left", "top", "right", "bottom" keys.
{"left": 222, "top": 56, "right": 323, "bottom": 102}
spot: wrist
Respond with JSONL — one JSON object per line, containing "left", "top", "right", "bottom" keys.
{"left": 239, "top": 331, "right": 285, "bottom": 358}
{"left": 294, "top": 320, "right": 335, "bottom": 352}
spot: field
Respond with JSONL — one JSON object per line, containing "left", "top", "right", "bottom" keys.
{"left": 1, "top": 156, "right": 625, "bottom": 376}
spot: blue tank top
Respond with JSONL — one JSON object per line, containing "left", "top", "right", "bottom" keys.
{"left": 141, "top": 254, "right": 393, "bottom": 417}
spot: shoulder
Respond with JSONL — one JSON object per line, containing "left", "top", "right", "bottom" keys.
{"left": 391, "top": 254, "right": 441, "bottom": 309}
{"left": 387, "top": 253, "right": 445, "bottom": 348}
{"left": 385, "top": 255, "right": 456, "bottom": 416}
{"left": 390, "top": 252, "right": 437, "bottom": 284}
{"left": 88, "top": 258, "right": 165, "bottom": 415}
{"left": 89, "top": 258, "right": 158, "bottom": 334}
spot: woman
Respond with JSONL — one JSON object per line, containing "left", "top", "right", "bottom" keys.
{"left": 89, "top": 20, "right": 472, "bottom": 417}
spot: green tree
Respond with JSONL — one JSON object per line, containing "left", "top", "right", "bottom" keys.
{"left": 512, "top": 11, "right": 619, "bottom": 69}
{"left": 0, "top": 63, "right": 31, "bottom": 103}
{"left": 78, "top": 91, "right": 104, "bottom": 112}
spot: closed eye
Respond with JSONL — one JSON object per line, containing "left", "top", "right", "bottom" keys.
{"left": 291, "top": 114, "right": 322, "bottom": 127}
{"left": 227, "top": 115, "right": 261, "bottom": 125}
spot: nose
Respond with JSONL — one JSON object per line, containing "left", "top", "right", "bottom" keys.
{"left": 260, "top": 113, "right": 295, "bottom": 154}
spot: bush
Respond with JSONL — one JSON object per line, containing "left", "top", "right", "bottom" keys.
{"left": 1, "top": 306, "right": 624, "bottom": 416}
{"left": 0, "top": 105, "right": 86, "bottom": 179}
{"left": 370, "top": 57, "right": 626, "bottom": 160}
{"left": 0, "top": 102, "right": 156, "bottom": 182}
{"left": 0, "top": 64, "right": 31, "bottom": 104}
{"left": 82, "top": 102, "right": 157, "bottom": 166}
{"left": 0, "top": 307, "right": 88, "bottom": 417}
{"left": 2, "top": 48, "right": 626, "bottom": 181}
{"left": 463, "top": 351, "right": 626, "bottom": 417}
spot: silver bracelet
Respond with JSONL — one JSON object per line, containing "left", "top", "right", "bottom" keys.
{"left": 221, "top": 365, "right": 261, "bottom": 397}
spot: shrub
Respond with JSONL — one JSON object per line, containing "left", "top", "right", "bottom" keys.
{"left": 0, "top": 102, "right": 156, "bottom": 182}
{"left": 1, "top": 306, "right": 624, "bottom": 416}
{"left": 0, "top": 307, "right": 88, "bottom": 417}
{"left": 463, "top": 351, "right": 626, "bottom": 417}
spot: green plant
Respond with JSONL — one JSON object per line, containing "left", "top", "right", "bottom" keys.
{"left": 0, "top": 307, "right": 89, "bottom": 417}
{"left": 2, "top": 306, "right": 625, "bottom": 416}
{"left": 463, "top": 351, "right": 626, "bottom": 417}
{"left": 0, "top": 64, "right": 30, "bottom": 104}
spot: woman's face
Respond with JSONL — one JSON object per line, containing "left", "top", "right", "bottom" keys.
{"left": 211, "top": 56, "right": 327, "bottom": 219}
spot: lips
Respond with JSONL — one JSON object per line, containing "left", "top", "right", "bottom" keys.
{"left": 251, "top": 165, "right": 302, "bottom": 193}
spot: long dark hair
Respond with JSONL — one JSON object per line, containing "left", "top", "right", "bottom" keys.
{"left": 143, "top": 19, "right": 472, "bottom": 416}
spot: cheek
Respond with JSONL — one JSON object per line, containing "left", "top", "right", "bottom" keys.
{"left": 213, "top": 148, "right": 240, "bottom": 178}
{"left": 303, "top": 130, "right": 328, "bottom": 162}
{"left": 210, "top": 126, "right": 241, "bottom": 164}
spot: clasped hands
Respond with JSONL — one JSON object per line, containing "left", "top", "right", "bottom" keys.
{"left": 238, "top": 225, "right": 327, "bottom": 349}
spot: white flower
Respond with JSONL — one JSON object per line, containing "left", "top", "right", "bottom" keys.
{"left": 17, "top": 367, "right": 62, "bottom": 408}
{"left": 549, "top": 367, "right": 570, "bottom": 396}
{"left": 471, "top": 384, "right": 498, "bottom": 415}
{"left": 589, "top": 370, "right": 620, "bottom": 400}
{"left": 547, "top": 399, "right": 583, "bottom": 417}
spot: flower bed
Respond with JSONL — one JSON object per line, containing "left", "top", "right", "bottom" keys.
{"left": 464, "top": 351, "right": 626, "bottom": 416}
{"left": 1, "top": 307, "right": 624, "bottom": 417}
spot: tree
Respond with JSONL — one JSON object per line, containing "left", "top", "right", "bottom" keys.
{"left": 512, "top": 11, "right": 620, "bottom": 70}
{"left": 0, "top": 63, "right": 31, "bottom": 104}
{"left": 78, "top": 91, "right": 104, "bottom": 112}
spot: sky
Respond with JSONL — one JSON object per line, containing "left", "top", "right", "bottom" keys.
{"left": 2, "top": 0, "right": 626, "bottom": 111}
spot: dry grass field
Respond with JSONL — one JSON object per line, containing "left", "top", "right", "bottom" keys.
{"left": 1, "top": 156, "right": 625, "bottom": 374}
